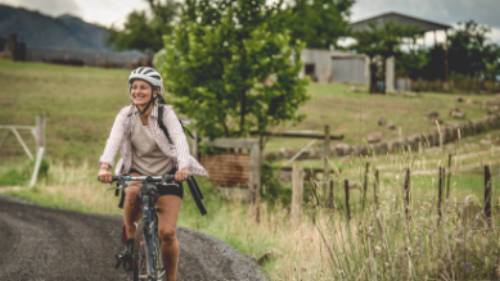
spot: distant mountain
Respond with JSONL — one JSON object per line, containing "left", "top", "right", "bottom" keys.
{"left": 0, "top": 4, "right": 111, "bottom": 51}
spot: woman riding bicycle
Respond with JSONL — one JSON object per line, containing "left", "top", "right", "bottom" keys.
{"left": 97, "top": 66, "right": 207, "bottom": 281}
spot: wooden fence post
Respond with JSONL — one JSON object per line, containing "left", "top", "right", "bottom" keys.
{"left": 374, "top": 169, "right": 380, "bottom": 209}
{"left": 327, "top": 180, "right": 334, "bottom": 209}
{"left": 362, "top": 162, "right": 370, "bottom": 210}
{"left": 291, "top": 162, "right": 304, "bottom": 224}
{"left": 29, "top": 116, "right": 46, "bottom": 188}
{"left": 344, "top": 179, "right": 351, "bottom": 220}
{"left": 483, "top": 165, "right": 492, "bottom": 226}
{"left": 34, "top": 116, "right": 46, "bottom": 148}
{"left": 445, "top": 153, "right": 453, "bottom": 199}
{"left": 437, "top": 167, "right": 444, "bottom": 225}
{"left": 323, "top": 124, "right": 331, "bottom": 205}
{"left": 403, "top": 168, "right": 411, "bottom": 220}
{"left": 250, "top": 142, "right": 261, "bottom": 223}
{"left": 435, "top": 120, "right": 443, "bottom": 149}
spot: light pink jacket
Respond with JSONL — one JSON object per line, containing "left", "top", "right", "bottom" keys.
{"left": 99, "top": 104, "right": 208, "bottom": 176}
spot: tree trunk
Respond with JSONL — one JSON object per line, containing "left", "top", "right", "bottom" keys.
{"left": 369, "top": 58, "right": 378, "bottom": 94}
{"left": 381, "top": 56, "right": 387, "bottom": 94}
{"left": 239, "top": 90, "right": 246, "bottom": 134}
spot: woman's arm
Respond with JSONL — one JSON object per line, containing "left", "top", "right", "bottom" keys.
{"left": 99, "top": 107, "right": 129, "bottom": 168}
{"left": 163, "top": 106, "right": 191, "bottom": 172}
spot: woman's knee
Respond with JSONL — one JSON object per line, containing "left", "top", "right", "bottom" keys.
{"left": 124, "top": 184, "right": 141, "bottom": 203}
{"left": 159, "top": 225, "right": 177, "bottom": 243}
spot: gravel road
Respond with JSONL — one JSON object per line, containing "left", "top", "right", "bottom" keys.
{"left": 0, "top": 196, "right": 266, "bottom": 281}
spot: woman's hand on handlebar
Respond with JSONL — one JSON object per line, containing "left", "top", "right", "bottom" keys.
{"left": 98, "top": 163, "right": 113, "bottom": 183}
{"left": 175, "top": 167, "right": 189, "bottom": 182}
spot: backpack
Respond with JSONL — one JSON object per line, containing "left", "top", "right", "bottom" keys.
{"left": 156, "top": 99, "right": 196, "bottom": 145}
{"left": 156, "top": 101, "right": 207, "bottom": 216}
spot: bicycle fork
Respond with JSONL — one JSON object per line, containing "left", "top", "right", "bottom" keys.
{"left": 141, "top": 195, "right": 164, "bottom": 281}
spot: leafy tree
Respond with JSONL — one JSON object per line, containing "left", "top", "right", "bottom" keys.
{"left": 276, "top": 0, "right": 354, "bottom": 48}
{"left": 396, "top": 48, "right": 429, "bottom": 79}
{"left": 448, "top": 20, "right": 500, "bottom": 79}
{"left": 399, "top": 21, "right": 500, "bottom": 84}
{"left": 160, "top": 0, "right": 308, "bottom": 140}
{"left": 351, "top": 22, "right": 422, "bottom": 93}
{"left": 107, "top": 0, "right": 180, "bottom": 52}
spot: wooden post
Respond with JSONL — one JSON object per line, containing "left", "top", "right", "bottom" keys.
{"left": 483, "top": 165, "right": 492, "bottom": 226}
{"left": 403, "top": 168, "right": 411, "bottom": 220}
{"left": 323, "top": 125, "right": 331, "bottom": 205}
{"left": 374, "top": 169, "right": 380, "bottom": 209}
{"left": 291, "top": 162, "right": 304, "bottom": 224}
{"left": 435, "top": 120, "right": 443, "bottom": 149}
{"left": 327, "top": 180, "right": 334, "bottom": 209}
{"left": 29, "top": 116, "right": 46, "bottom": 188}
{"left": 344, "top": 179, "right": 351, "bottom": 220}
{"left": 362, "top": 162, "right": 370, "bottom": 210}
{"left": 437, "top": 167, "right": 444, "bottom": 225}
{"left": 250, "top": 142, "right": 261, "bottom": 223}
{"left": 35, "top": 116, "right": 46, "bottom": 148}
{"left": 446, "top": 153, "right": 452, "bottom": 199}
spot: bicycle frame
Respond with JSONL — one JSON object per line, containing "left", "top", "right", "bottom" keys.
{"left": 113, "top": 175, "right": 177, "bottom": 281}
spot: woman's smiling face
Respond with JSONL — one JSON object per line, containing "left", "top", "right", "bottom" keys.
{"left": 130, "top": 79, "right": 153, "bottom": 107}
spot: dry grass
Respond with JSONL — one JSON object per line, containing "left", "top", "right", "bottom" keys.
{"left": 2, "top": 152, "right": 499, "bottom": 281}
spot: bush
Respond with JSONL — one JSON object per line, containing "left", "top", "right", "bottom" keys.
{"left": 0, "top": 159, "right": 49, "bottom": 186}
{"left": 261, "top": 162, "right": 291, "bottom": 207}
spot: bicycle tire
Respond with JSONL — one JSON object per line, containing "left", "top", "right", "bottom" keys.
{"left": 132, "top": 221, "right": 166, "bottom": 281}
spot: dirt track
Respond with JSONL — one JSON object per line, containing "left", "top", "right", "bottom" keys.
{"left": 0, "top": 196, "right": 266, "bottom": 281}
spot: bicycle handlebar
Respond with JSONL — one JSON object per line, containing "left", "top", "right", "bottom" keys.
{"left": 101, "top": 174, "right": 207, "bottom": 216}
{"left": 111, "top": 174, "right": 176, "bottom": 183}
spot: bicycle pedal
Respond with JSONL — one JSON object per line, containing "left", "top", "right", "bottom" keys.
{"left": 114, "top": 254, "right": 122, "bottom": 269}
{"left": 115, "top": 253, "right": 133, "bottom": 271}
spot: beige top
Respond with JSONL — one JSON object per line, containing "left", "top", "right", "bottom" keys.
{"left": 130, "top": 114, "right": 174, "bottom": 176}
{"left": 99, "top": 104, "right": 207, "bottom": 176}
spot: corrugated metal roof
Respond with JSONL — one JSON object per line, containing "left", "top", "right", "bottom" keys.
{"left": 351, "top": 11, "right": 451, "bottom": 33}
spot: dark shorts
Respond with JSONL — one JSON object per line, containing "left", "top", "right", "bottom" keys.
{"left": 128, "top": 169, "right": 184, "bottom": 199}
{"left": 157, "top": 182, "right": 184, "bottom": 199}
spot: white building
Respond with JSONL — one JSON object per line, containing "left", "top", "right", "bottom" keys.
{"left": 299, "top": 49, "right": 370, "bottom": 85}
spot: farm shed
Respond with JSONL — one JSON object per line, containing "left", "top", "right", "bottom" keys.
{"left": 300, "top": 49, "right": 369, "bottom": 85}
{"left": 351, "top": 12, "right": 452, "bottom": 92}
{"left": 351, "top": 11, "right": 451, "bottom": 36}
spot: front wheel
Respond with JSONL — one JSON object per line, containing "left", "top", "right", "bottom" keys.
{"left": 132, "top": 221, "right": 165, "bottom": 281}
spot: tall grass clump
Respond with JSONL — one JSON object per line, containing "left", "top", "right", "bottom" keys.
{"left": 313, "top": 190, "right": 500, "bottom": 281}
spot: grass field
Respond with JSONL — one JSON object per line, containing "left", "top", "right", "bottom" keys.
{"left": 2, "top": 60, "right": 499, "bottom": 163}
{"left": 1, "top": 60, "right": 499, "bottom": 280}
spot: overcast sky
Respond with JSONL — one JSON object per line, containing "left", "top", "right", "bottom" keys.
{"left": 2, "top": 0, "right": 500, "bottom": 42}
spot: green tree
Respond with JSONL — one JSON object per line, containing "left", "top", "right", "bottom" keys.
{"left": 448, "top": 20, "right": 500, "bottom": 79}
{"left": 351, "top": 22, "right": 421, "bottom": 93}
{"left": 276, "top": 0, "right": 354, "bottom": 48}
{"left": 160, "top": 0, "right": 308, "bottom": 140}
{"left": 107, "top": 0, "right": 180, "bottom": 52}
{"left": 396, "top": 48, "right": 429, "bottom": 79}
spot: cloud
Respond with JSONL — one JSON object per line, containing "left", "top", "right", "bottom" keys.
{"left": 489, "top": 27, "right": 500, "bottom": 44}
{"left": 1, "top": 0, "right": 82, "bottom": 17}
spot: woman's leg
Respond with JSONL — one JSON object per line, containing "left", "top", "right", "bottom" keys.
{"left": 123, "top": 176, "right": 142, "bottom": 239}
{"left": 156, "top": 195, "right": 182, "bottom": 281}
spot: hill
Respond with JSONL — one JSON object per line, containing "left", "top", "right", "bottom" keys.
{"left": 0, "top": 4, "right": 110, "bottom": 50}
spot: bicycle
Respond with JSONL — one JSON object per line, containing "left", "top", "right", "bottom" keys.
{"left": 112, "top": 174, "right": 177, "bottom": 281}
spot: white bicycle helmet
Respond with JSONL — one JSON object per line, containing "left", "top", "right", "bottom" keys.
{"left": 128, "top": 66, "right": 164, "bottom": 94}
